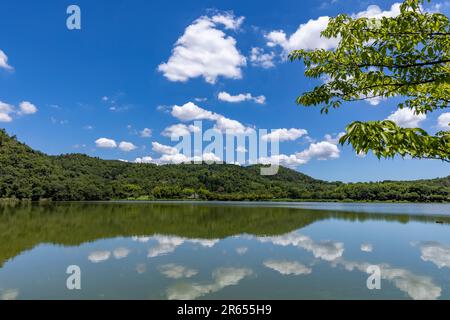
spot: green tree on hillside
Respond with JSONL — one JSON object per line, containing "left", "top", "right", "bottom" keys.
{"left": 290, "top": 0, "right": 450, "bottom": 162}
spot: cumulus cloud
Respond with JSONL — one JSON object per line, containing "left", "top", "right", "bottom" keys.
{"left": 257, "top": 232, "right": 344, "bottom": 262}
{"left": 0, "top": 101, "right": 14, "bottom": 122}
{"left": 171, "top": 102, "right": 253, "bottom": 135}
{"left": 95, "top": 138, "right": 117, "bottom": 149}
{"left": 113, "top": 247, "right": 131, "bottom": 259}
{"left": 296, "top": 141, "right": 340, "bottom": 161}
{"left": 264, "top": 260, "right": 312, "bottom": 276}
{"left": 0, "top": 49, "right": 13, "bottom": 70}
{"left": 132, "top": 236, "right": 151, "bottom": 243}
{"left": 258, "top": 154, "right": 308, "bottom": 167}
{"left": 266, "top": 16, "right": 338, "bottom": 53}
{"left": 416, "top": 241, "right": 450, "bottom": 269}
{"left": 118, "top": 141, "right": 137, "bottom": 152}
{"left": 162, "top": 124, "right": 200, "bottom": 138}
{"left": 147, "top": 235, "right": 219, "bottom": 258}
{"left": 387, "top": 108, "right": 426, "bottom": 128}
{"left": 213, "top": 116, "right": 253, "bottom": 134}
{"left": 218, "top": 91, "right": 266, "bottom": 104}
{"left": 134, "top": 156, "right": 154, "bottom": 164}
{"left": 437, "top": 113, "right": 450, "bottom": 129}
{"left": 266, "top": 3, "right": 401, "bottom": 54}
{"left": 0, "top": 100, "right": 38, "bottom": 122}
{"left": 250, "top": 47, "right": 276, "bottom": 69}
{"left": 361, "top": 243, "right": 373, "bottom": 252}
{"left": 258, "top": 138, "right": 340, "bottom": 168}
{"left": 262, "top": 128, "right": 308, "bottom": 142}
{"left": 18, "top": 101, "right": 38, "bottom": 115}
{"left": 88, "top": 251, "right": 111, "bottom": 263}
{"left": 353, "top": 3, "right": 401, "bottom": 19}
{"left": 236, "top": 247, "right": 248, "bottom": 255}
{"left": 0, "top": 289, "right": 19, "bottom": 300}
{"left": 158, "top": 13, "right": 246, "bottom": 83}
{"left": 140, "top": 128, "right": 152, "bottom": 138}
{"left": 172, "top": 102, "right": 218, "bottom": 122}
{"left": 338, "top": 259, "right": 441, "bottom": 300}
{"left": 158, "top": 264, "right": 199, "bottom": 279}
{"left": 157, "top": 153, "right": 192, "bottom": 165}
{"left": 152, "top": 141, "right": 179, "bottom": 155}
{"left": 166, "top": 267, "right": 253, "bottom": 300}
{"left": 324, "top": 132, "right": 345, "bottom": 145}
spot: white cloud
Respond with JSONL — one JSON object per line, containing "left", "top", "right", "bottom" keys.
{"left": 152, "top": 141, "right": 179, "bottom": 155}
{"left": 135, "top": 156, "right": 154, "bottom": 164}
{"left": 95, "top": 138, "right": 117, "bottom": 149}
{"left": 296, "top": 141, "right": 340, "bottom": 161}
{"left": 324, "top": 132, "right": 345, "bottom": 145}
{"left": 416, "top": 241, "right": 450, "bottom": 269}
{"left": 210, "top": 13, "right": 245, "bottom": 30}
{"left": 166, "top": 267, "right": 253, "bottom": 300}
{"left": 250, "top": 47, "right": 275, "bottom": 69}
{"left": 171, "top": 102, "right": 253, "bottom": 135}
{"left": 262, "top": 128, "right": 308, "bottom": 142}
{"left": 158, "top": 264, "right": 199, "bottom": 279}
{"left": 0, "top": 289, "right": 19, "bottom": 300}
{"left": 172, "top": 102, "right": 218, "bottom": 122}
{"left": 162, "top": 124, "right": 200, "bottom": 138}
{"left": 258, "top": 154, "right": 308, "bottom": 167}
{"left": 0, "top": 49, "right": 13, "bottom": 70}
{"left": 236, "top": 247, "right": 248, "bottom": 255}
{"left": 387, "top": 108, "right": 426, "bottom": 128}
{"left": 0, "top": 100, "right": 38, "bottom": 122}
{"left": 0, "top": 101, "right": 14, "bottom": 122}
{"left": 113, "top": 247, "right": 131, "bottom": 259}
{"left": 213, "top": 116, "right": 253, "bottom": 134}
{"left": 437, "top": 112, "right": 450, "bottom": 129}
{"left": 258, "top": 138, "right": 341, "bottom": 168}
{"left": 18, "top": 101, "right": 38, "bottom": 115}
{"left": 236, "top": 146, "right": 247, "bottom": 153}
{"left": 353, "top": 3, "right": 401, "bottom": 19}
{"left": 257, "top": 232, "right": 344, "bottom": 262}
{"left": 118, "top": 141, "right": 137, "bottom": 152}
{"left": 88, "top": 251, "right": 111, "bottom": 263}
{"left": 266, "top": 16, "right": 338, "bottom": 53}
{"left": 147, "top": 235, "right": 219, "bottom": 258}
{"left": 264, "top": 260, "right": 312, "bottom": 275}
{"left": 140, "top": 128, "right": 152, "bottom": 138}
{"left": 366, "top": 96, "right": 386, "bottom": 106}
{"left": 132, "top": 236, "right": 151, "bottom": 243}
{"left": 158, "top": 13, "right": 246, "bottom": 83}
{"left": 266, "top": 3, "right": 401, "bottom": 54}
{"left": 196, "top": 152, "right": 222, "bottom": 163}
{"left": 158, "top": 153, "right": 192, "bottom": 164}
{"left": 218, "top": 91, "right": 266, "bottom": 104}
{"left": 361, "top": 243, "right": 373, "bottom": 252}
{"left": 338, "top": 259, "right": 441, "bottom": 300}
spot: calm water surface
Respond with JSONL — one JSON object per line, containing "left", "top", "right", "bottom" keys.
{"left": 1, "top": 201, "right": 450, "bottom": 300}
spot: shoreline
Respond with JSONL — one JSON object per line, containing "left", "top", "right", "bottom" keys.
{"left": 1, "top": 198, "right": 449, "bottom": 204}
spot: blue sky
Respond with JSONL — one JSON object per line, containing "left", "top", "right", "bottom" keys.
{"left": 0, "top": 0, "right": 449, "bottom": 182}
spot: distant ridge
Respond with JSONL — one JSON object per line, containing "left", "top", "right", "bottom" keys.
{"left": 0, "top": 129, "right": 449, "bottom": 202}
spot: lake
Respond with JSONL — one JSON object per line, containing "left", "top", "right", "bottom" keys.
{"left": 1, "top": 201, "right": 450, "bottom": 300}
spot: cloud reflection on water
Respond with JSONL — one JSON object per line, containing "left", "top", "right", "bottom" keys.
{"left": 166, "top": 267, "right": 253, "bottom": 300}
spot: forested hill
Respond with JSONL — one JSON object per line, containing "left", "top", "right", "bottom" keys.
{"left": 0, "top": 129, "right": 449, "bottom": 202}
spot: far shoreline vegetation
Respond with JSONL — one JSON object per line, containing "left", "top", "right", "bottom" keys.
{"left": 1, "top": 129, "right": 449, "bottom": 203}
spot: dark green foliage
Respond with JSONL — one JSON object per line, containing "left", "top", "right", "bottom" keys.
{"left": 290, "top": 0, "right": 450, "bottom": 162}
{"left": 0, "top": 129, "right": 449, "bottom": 202}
